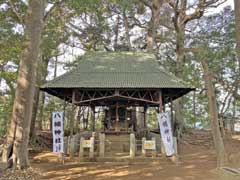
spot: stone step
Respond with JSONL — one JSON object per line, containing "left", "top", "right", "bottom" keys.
{"left": 95, "top": 156, "right": 171, "bottom": 163}
{"left": 105, "top": 134, "right": 131, "bottom": 153}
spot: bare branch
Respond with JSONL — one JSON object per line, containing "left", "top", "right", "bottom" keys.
{"left": 181, "top": 0, "right": 227, "bottom": 25}
{"left": 43, "top": 0, "right": 67, "bottom": 22}
{"left": 204, "top": 0, "right": 227, "bottom": 8}
{"left": 219, "top": 92, "right": 232, "bottom": 115}
{"left": 139, "top": 0, "right": 152, "bottom": 8}
{"left": 7, "top": 0, "right": 25, "bottom": 24}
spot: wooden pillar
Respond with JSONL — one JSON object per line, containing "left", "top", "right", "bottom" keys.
{"left": 158, "top": 90, "right": 163, "bottom": 113}
{"left": 115, "top": 101, "right": 119, "bottom": 131}
{"left": 70, "top": 90, "right": 76, "bottom": 137}
{"left": 63, "top": 96, "right": 66, "bottom": 117}
{"left": 91, "top": 105, "right": 95, "bottom": 132}
{"left": 157, "top": 90, "right": 163, "bottom": 131}
{"left": 131, "top": 108, "right": 137, "bottom": 131}
{"left": 72, "top": 89, "right": 76, "bottom": 103}
{"left": 70, "top": 105, "right": 75, "bottom": 137}
{"left": 143, "top": 105, "right": 148, "bottom": 128}
{"left": 124, "top": 107, "right": 128, "bottom": 131}
{"left": 104, "top": 109, "right": 108, "bottom": 131}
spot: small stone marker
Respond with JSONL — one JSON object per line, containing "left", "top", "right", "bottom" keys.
{"left": 142, "top": 137, "right": 157, "bottom": 157}
{"left": 99, "top": 133, "right": 105, "bottom": 157}
{"left": 79, "top": 137, "right": 84, "bottom": 160}
{"left": 70, "top": 137, "right": 75, "bottom": 159}
{"left": 67, "top": 136, "right": 71, "bottom": 154}
{"left": 82, "top": 139, "right": 91, "bottom": 148}
{"left": 144, "top": 140, "right": 156, "bottom": 150}
{"left": 64, "top": 137, "right": 68, "bottom": 154}
{"left": 160, "top": 138, "right": 166, "bottom": 155}
{"left": 89, "top": 137, "right": 94, "bottom": 158}
{"left": 151, "top": 137, "right": 157, "bottom": 157}
{"left": 142, "top": 137, "right": 146, "bottom": 157}
{"left": 173, "top": 137, "right": 178, "bottom": 155}
{"left": 130, "top": 133, "right": 136, "bottom": 158}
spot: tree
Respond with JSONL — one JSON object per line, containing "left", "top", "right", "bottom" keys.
{"left": 201, "top": 60, "right": 228, "bottom": 167}
{"left": 188, "top": 7, "right": 237, "bottom": 165}
{"left": 234, "top": 0, "right": 240, "bottom": 133}
{"left": 2, "top": 0, "right": 44, "bottom": 169}
{"left": 30, "top": 0, "right": 71, "bottom": 136}
{"left": 168, "top": 0, "right": 228, "bottom": 137}
{"left": 191, "top": 6, "right": 237, "bottom": 134}
{"left": 0, "top": 0, "right": 24, "bottom": 137}
{"left": 234, "top": 0, "right": 240, "bottom": 66}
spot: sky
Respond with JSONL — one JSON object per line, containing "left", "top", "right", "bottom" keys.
{"left": 209, "top": 0, "right": 234, "bottom": 13}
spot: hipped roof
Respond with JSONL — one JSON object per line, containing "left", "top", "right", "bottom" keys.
{"left": 40, "top": 52, "right": 194, "bottom": 101}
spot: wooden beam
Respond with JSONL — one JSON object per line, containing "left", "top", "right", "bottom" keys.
{"left": 118, "top": 95, "right": 159, "bottom": 104}
{"left": 74, "top": 95, "right": 116, "bottom": 104}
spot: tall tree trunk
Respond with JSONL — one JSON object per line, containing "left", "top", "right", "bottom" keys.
{"left": 37, "top": 57, "right": 50, "bottom": 130}
{"left": 30, "top": 52, "right": 43, "bottom": 136}
{"left": 171, "top": 0, "right": 206, "bottom": 138}
{"left": 147, "top": 0, "right": 162, "bottom": 52}
{"left": 123, "top": 10, "right": 131, "bottom": 49}
{"left": 172, "top": 0, "right": 186, "bottom": 138}
{"left": 2, "top": 0, "right": 44, "bottom": 169}
{"left": 30, "top": 85, "right": 40, "bottom": 137}
{"left": 233, "top": 0, "right": 240, "bottom": 134}
{"left": 201, "top": 61, "right": 228, "bottom": 167}
{"left": 113, "top": 15, "right": 120, "bottom": 51}
{"left": 235, "top": 0, "right": 240, "bottom": 68}
{"left": 174, "top": 24, "right": 185, "bottom": 138}
{"left": 70, "top": 105, "right": 75, "bottom": 137}
{"left": 38, "top": 91, "right": 45, "bottom": 130}
{"left": 54, "top": 56, "right": 58, "bottom": 78}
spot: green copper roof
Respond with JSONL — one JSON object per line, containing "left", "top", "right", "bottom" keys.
{"left": 41, "top": 52, "right": 192, "bottom": 89}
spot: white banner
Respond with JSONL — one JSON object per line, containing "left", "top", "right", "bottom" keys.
{"left": 158, "top": 112, "right": 175, "bottom": 156}
{"left": 52, "top": 112, "right": 64, "bottom": 153}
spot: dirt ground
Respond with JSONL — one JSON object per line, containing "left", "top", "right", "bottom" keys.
{"left": 30, "top": 149, "right": 217, "bottom": 180}
{"left": 1, "top": 130, "right": 240, "bottom": 180}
